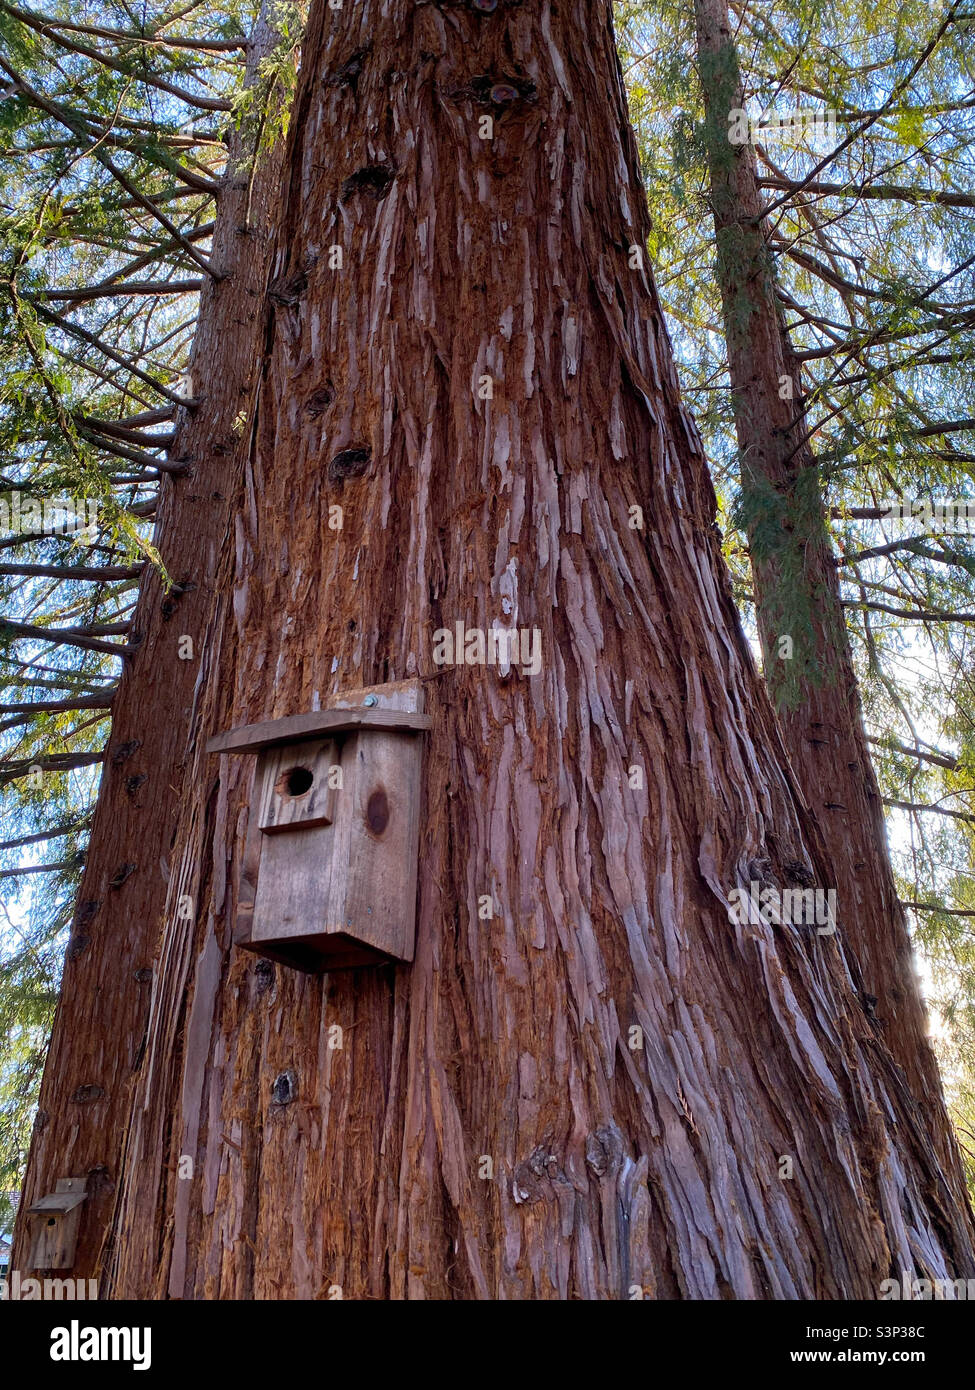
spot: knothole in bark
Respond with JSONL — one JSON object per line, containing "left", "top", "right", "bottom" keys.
{"left": 465, "top": 73, "right": 537, "bottom": 107}
{"left": 253, "top": 958, "right": 275, "bottom": 997}
{"left": 340, "top": 163, "right": 395, "bottom": 202}
{"left": 271, "top": 1071, "right": 297, "bottom": 1106}
{"left": 267, "top": 270, "right": 309, "bottom": 308}
{"left": 324, "top": 46, "right": 370, "bottom": 91}
{"left": 327, "top": 446, "right": 372, "bottom": 484}
{"left": 304, "top": 385, "right": 335, "bottom": 418}
{"left": 111, "top": 739, "right": 141, "bottom": 766}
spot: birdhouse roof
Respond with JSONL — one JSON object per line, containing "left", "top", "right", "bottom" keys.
{"left": 26, "top": 1191, "right": 86, "bottom": 1214}
{"left": 207, "top": 705, "right": 430, "bottom": 755}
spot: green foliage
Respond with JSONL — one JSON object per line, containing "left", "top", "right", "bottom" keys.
{"left": 231, "top": 0, "right": 305, "bottom": 153}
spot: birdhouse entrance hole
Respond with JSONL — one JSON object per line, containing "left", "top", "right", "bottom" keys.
{"left": 279, "top": 765, "right": 314, "bottom": 798}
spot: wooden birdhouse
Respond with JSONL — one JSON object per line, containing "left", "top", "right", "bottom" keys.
{"left": 207, "top": 679, "right": 429, "bottom": 972}
{"left": 26, "top": 1177, "right": 87, "bottom": 1270}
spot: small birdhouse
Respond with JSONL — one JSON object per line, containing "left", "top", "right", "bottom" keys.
{"left": 207, "top": 679, "right": 429, "bottom": 972}
{"left": 26, "top": 1177, "right": 87, "bottom": 1270}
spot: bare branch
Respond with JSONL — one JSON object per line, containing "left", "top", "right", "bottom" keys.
{"left": 0, "top": 750, "right": 104, "bottom": 786}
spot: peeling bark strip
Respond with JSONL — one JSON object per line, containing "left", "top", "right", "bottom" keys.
{"left": 106, "top": 0, "right": 973, "bottom": 1299}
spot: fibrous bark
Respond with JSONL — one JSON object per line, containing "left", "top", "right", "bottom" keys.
{"left": 93, "top": 0, "right": 974, "bottom": 1298}
{"left": 12, "top": 10, "right": 287, "bottom": 1285}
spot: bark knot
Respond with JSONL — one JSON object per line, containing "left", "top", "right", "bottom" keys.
{"left": 463, "top": 73, "right": 537, "bottom": 107}
{"left": 513, "top": 1143, "right": 568, "bottom": 1202}
{"left": 783, "top": 859, "right": 816, "bottom": 888}
{"left": 324, "top": 46, "right": 370, "bottom": 91}
{"left": 304, "top": 385, "right": 335, "bottom": 419}
{"left": 267, "top": 270, "right": 308, "bottom": 308}
{"left": 586, "top": 1125, "right": 624, "bottom": 1178}
{"left": 74, "top": 899, "right": 100, "bottom": 930}
{"left": 67, "top": 934, "right": 90, "bottom": 961}
{"left": 160, "top": 579, "right": 196, "bottom": 621}
{"left": 272, "top": 1070, "right": 297, "bottom": 1106}
{"left": 327, "top": 446, "right": 372, "bottom": 484}
{"left": 111, "top": 739, "right": 141, "bottom": 767}
{"left": 340, "top": 163, "right": 395, "bottom": 202}
{"left": 109, "top": 862, "right": 137, "bottom": 890}
{"left": 71, "top": 1083, "right": 105, "bottom": 1105}
{"left": 254, "top": 958, "right": 275, "bottom": 996}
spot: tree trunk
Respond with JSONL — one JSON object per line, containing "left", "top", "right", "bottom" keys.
{"left": 97, "top": 0, "right": 974, "bottom": 1298}
{"left": 11, "top": 11, "right": 287, "bottom": 1286}
{"left": 691, "top": 0, "right": 966, "bottom": 1187}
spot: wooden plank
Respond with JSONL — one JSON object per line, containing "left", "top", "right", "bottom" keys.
{"left": 238, "top": 932, "right": 392, "bottom": 972}
{"left": 250, "top": 821, "right": 337, "bottom": 945}
{"left": 327, "top": 678, "right": 423, "bottom": 714}
{"left": 27, "top": 1192, "right": 86, "bottom": 1213}
{"left": 335, "top": 729, "right": 423, "bottom": 962}
{"left": 255, "top": 738, "right": 338, "bottom": 834}
{"left": 207, "top": 706, "right": 430, "bottom": 755}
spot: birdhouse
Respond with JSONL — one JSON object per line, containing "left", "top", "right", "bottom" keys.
{"left": 207, "top": 679, "right": 429, "bottom": 972}
{"left": 26, "top": 1177, "right": 87, "bottom": 1270}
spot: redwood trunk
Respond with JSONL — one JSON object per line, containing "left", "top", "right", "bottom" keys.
{"left": 12, "top": 13, "right": 286, "bottom": 1284}
{"left": 96, "top": 0, "right": 975, "bottom": 1297}
{"left": 692, "top": 0, "right": 964, "bottom": 1186}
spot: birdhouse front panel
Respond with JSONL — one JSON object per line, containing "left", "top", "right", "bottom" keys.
{"left": 207, "top": 679, "right": 428, "bottom": 972}
{"left": 256, "top": 736, "right": 338, "bottom": 834}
